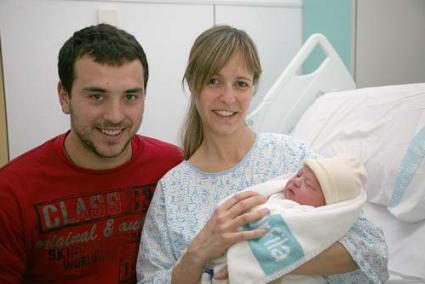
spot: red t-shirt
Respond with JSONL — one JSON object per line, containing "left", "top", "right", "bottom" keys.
{"left": 0, "top": 133, "right": 183, "bottom": 283}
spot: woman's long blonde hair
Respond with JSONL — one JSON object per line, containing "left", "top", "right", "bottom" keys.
{"left": 181, "top": 25, "right": 262, "bottom": 159}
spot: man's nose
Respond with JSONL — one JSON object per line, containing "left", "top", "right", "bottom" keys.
{"left": 104, "top": 99, "right": 125, "bottom": 124}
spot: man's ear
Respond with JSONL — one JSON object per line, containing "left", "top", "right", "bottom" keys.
{"left": 57, "top": 82, "right": 70, "bottom": 114}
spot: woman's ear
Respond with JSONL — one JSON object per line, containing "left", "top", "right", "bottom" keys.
{"left": 57, "top": 82, "right": 70, "bottom": 114}
{"left": 252, "top": 83, "right": 258, "bottom": 95}
{"left": 185, "top": 78, "right": 194, "bottom": 95}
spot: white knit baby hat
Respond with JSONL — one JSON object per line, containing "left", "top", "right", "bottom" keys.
{"left": 303, "top": 154, "right": 368, "bottom": 204}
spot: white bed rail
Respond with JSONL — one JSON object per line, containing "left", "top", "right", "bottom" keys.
{"left": 246, "top": 33, "right": 356, "bottom": 134}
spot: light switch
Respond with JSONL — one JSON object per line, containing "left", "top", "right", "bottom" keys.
{"left": 97, "top": 9, "right": 118, "bottom": 26}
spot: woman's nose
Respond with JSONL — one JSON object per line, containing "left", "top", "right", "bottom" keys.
{"left": 219, "top": 85, "right": 236, "bottom": 104}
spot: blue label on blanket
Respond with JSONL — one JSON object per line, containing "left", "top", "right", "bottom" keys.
{"left": 243, "top": 214, "right": 304, "bottom": 276}
{"left": 389, "top": 126, "right": 425, "bottom": 208}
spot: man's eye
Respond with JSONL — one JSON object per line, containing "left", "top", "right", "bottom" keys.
{"left": 90, "top": 94, "right": 104, "bottom": 101}
{"left": 125, "top": 94, "right": 137, "bottom": 102}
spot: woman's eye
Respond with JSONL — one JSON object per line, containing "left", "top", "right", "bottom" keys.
{"left": 208, "top": 78, "right": 219, "bottom": 85}
{"left": 237, "top": 81, "right": 249, "bottom": 88}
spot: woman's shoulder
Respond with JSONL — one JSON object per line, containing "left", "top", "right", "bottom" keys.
{"left": 159, "top": 160, "right": 190, "bottom": 180}
{"left": 253, "top": 132, "right": 319, "bottom": 173}
{"left": 256, "top": 132, "right": 312, "bottom": 152}
{"left": 257, "top": 132, "right": 288, "bottom": 141}
{"left": 157, "top": 160, "right": 206, "bottom": 190}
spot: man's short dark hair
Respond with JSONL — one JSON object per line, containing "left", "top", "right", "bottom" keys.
{"left": 58, "top": 23, "right": 149, "bottom": 93}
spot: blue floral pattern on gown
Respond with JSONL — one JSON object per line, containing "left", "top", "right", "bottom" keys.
{"left": 137, "top": 133, "right": 388, "bottom": 284}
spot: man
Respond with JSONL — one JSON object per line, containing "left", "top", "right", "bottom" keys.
{"left": 0, "top": 24, "right": 183, "bottom": 283}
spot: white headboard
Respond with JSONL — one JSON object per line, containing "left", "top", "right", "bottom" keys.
{"left": 246, "top": 33, "right": 356, "bottom": 134}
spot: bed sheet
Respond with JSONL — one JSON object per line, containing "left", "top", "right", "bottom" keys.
{"left": 363, "top": 202, "right": 425, "bottom": 283}
{"left": 290, "top": 83, "right": 425, "bottom": 282}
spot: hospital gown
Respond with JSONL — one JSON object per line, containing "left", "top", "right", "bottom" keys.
{"left": 137, "top": 133, "right": 389, "bottom": 284}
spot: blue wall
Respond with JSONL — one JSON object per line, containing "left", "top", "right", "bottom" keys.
{"left": 303, "top": 0, "right": 353, "bottom": 74}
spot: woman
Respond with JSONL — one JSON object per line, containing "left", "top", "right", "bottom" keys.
{"left": 137, "top": 25, "right": 388, "bottom": 283}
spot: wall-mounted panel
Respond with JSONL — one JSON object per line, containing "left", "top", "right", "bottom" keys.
{"left": 1, "top": 0, "right": 302, "bottom": 158}
{"left": 303, "top": 0, "right": 354, "bottom": 75}
{"left": 0, "top": 38, "right": 9, "bottom": 167}
{"left": 356, "top": 0, "right": 425, "bottom": 87}
{"left": 0, "top": 0, "right": 211, "bottom": 158}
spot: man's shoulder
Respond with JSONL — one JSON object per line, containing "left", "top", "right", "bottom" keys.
{"left": 133, "top": 135, "right": 183, "bottom": 162}
{"left": 135, "top": 135, "right": 179, "bottom": 149}
{"left": 0, "top": 135, "right": 63, "bottom": 181}
{"left": 135, "top": 135, "right": 182, "bottom": 155}
{"left": 1, "top": 136, "right": 61, "bottom": 171}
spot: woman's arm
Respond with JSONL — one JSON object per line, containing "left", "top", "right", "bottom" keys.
{"left": 137, "top": 182, "right": 177, "bottom": 283}
{"left": 137, "top": 185, "right": 269, "bottom": 284}
{"left": 171, "top": 191, "right": 270, "bottom": 284}
{"left": 327, "top": 212, "right": 389, "bottom": 283}
{"left": 214, "top": 213, "right": 388, "bottom": 283}
{"left": 292, "top": 242, "right": 357, "bottom": 275}
{"left": 293, "top": 212, "right": 389, "bottom": 283}
{"left": 293, "top": 145, "right": 388, "bottom": 282}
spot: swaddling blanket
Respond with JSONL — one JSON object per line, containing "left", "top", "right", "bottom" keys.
{"left": 216, "top": 175, "right": 366, "bottom": 284}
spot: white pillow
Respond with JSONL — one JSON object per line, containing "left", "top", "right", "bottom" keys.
{"left": 292, "top": 83, "right": 425, "bottom": 222}
{"left": 388, "top": 126, "right": 425, "bottom": 222}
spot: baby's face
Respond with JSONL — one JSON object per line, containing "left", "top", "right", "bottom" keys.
{"left": 283, "top": 165, "right": 326, "bottom": 207}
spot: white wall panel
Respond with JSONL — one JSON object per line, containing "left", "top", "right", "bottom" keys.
{"left": 118, "top": 4, "right": 212, "bottom": 146}
{"left": 0, "top": 0, "right": 302, "bottom": 158}
{"left": 356, "top": 0, "right": 425, "bottom": 87}
{"left": 0, "top": 0, "right": 211, "bottom": 158}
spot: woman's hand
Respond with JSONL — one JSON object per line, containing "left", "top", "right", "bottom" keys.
{"left": 214, "top": 265, "right": 229, "bottom": 283}
{"left": 189, "top": 190, "right": 270, "bottom": 263}
{"left": 171, "top": 190, "right": 269, "bottom": 284}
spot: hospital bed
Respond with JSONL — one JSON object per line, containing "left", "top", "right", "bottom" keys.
{"left": 247, "top": 34, "right": 425, "bottom": 283}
